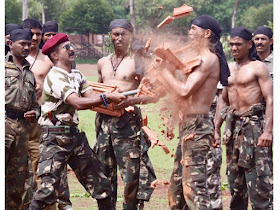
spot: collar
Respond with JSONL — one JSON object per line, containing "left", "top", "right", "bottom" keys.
{"left": 264, "top": 51, "right": 273, "bottom": 63}
{"left": 5, "top": 51, "right": 31, "bottom": 69}
{"left": 52, "top": 66, "right": 73, "bottom": 75}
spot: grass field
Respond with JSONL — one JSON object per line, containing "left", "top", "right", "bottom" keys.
{"left": 67, "top": 76, "right": 232, "bottom": 209}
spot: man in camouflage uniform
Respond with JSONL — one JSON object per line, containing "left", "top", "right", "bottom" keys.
{"left": 28, "top": 33, "right": 125, "bottom": 210}
{"left": 157, "top": 15, "right": 230, "bottom": 210}
{"left": 94, "top": 19, "right": 157, "bottom": 209}
{"left": 5, "top": 28, "right": 40, "bottom": 210}
{"left": 22, "top": 18, "right": 73, "bottom": 210}
{"left": 215, "top": 27, "right": 273, "bottom": 210}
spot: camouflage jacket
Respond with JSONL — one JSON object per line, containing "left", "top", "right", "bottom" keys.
{"left": 5, "top": 52, "right": 40, "bottom": 115}
{"left": 39, "top": 66, "right": 91, "bottom": 126}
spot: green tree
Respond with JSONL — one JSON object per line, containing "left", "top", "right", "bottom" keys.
{"left": 238, "top": 4, "right": 273, "bottom": 30}
{"left": 59, "top": 0, "right": 115, "bottom": 33}
{"left": 5, "top": 0, "right": 22, "bottom": 24}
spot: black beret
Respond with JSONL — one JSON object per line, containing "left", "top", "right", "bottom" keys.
{"left": 10, "top": 28, "right": 32, "bottom": 42}
{"left": 231, "top": 27, "right": 252, "bottom": 41}
{"left": 254, "top": 26, "right": 273, "bottom": 39}
{"left": 109, "top": 19, "right": 133, "bottom": 32}
{"left": 5, "top": 24, "right": 20, "bottom": 36}
{"left": 42, "top": 21, "right": 59, "bottom": 34}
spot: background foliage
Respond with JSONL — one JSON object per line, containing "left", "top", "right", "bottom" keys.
{"left": 5, "top": 0, "right": 273, "bottom": 34}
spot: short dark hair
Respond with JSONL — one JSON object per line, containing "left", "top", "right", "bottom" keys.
{"left": 21, "top": 18, "right": 42, "bottom": 31}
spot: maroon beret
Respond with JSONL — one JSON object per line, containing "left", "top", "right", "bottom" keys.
{"left": 42, "top": 33, "right": 69, "bottom": 55}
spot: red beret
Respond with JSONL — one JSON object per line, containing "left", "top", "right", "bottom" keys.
{"left": 42, "top": 33, "right": 69, "bottom": 55}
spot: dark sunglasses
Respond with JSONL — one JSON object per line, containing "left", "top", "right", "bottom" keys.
{"left": 63, "top": 43, "right": 75, "bottom": 50}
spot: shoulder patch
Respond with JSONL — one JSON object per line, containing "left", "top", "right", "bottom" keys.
{"left": 5, "top": 64, "right": 17, "bottom": 69}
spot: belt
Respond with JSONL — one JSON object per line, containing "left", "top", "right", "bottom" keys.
{"left": 6, "top": 108, "right": 25, "bottom": 120}
{"left": 41, "top": 125, "right": 79, "bottom": 134}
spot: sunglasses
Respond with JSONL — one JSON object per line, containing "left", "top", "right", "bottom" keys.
{"left": 63, "top": 43, "right": 75, "bottom": 50}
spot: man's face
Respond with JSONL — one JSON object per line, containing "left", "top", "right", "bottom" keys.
{"left": 43, "top": 32, "right": 57, "bottom": 43}
{"left": 111, "top": 27, "right": 131, "bottom": 51}
{"left": 253, "top": 34, "right": 272, "bottom": 53}
{"left": 188, "top": 24, "right": 206, "bottom": 41}
{"left": 9, "top": 40, "right": 31, "bottom": 59}
{"left": 229, "top": 37, "right": 251, "bottom": 60}
{"left": 54, "top": 41, "right": 75, "bottom": 65}
{"left": 31, "top": 28, "right": 42, "bottom": 49}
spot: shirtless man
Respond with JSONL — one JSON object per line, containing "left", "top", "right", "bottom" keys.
{"left": 253, "top": 26, "right": 273, "bottom": 79}
{"left": 155, "top": 15, "right": 230, "bottom": 210}
{"left": 94, "top": 19, "right": 156, "bottom": 210}
{"left": 215, "top": 27, "right": 273, "bottom": 210}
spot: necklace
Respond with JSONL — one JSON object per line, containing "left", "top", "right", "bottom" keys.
{"left": 110, "top": 53, "right": 127, "bottom": 75}
{"left": 30, "top": 49, "right": 39, "bottom": 70}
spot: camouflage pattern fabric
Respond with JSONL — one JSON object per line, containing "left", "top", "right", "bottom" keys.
{"left": 222, "top": 103, "right": 273, "bottom": 210}
{"left": 5, "top": 52, "right": 40, "bottom": 115}
{"left": 5, "top": 117, "right": 32, "bottom": 210}
{"left": 29, "top": 130, "right": 112, "bottom": 209}
{"left": 93, "top": 106, "right": 156, "bottom": 210}
{"left": 168, "top": 114, "right": 214, "bottom": 210}
{"left": 39, "top": 66, "right": 91, "bottom": 126}
{"left": 5, "top": 52, "right": 39, "bottom": 210}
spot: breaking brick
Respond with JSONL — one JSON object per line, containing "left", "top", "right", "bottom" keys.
{"left": 144, "top": 38, "right": 152, "bottom": 52}
{"left": 151, "top": 179, "right": 159, "bottom": 188}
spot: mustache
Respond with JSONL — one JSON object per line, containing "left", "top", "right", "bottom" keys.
{"left": 68, "top": 51, "right": 75, "bottom": 56}
{"left": 22, "top": 50, "right": 29, "bottom": 54}
{"left": 256, "top": 43, "right": 264, "bottom": 47}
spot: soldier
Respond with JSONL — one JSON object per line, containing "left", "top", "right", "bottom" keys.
{"left": 253, "top": 26, "right": 273, "bottom": 79}
{"left": 156, "top": 15, "right": 230, "bottom": 209}
{"left": 21, "top": 18, "right": 58, "bottom": 209}
{"left": 5, "top": 23, "right": 20, "bottom": 55}
{"left": 42, "top": 21, "right": 58, "bottom": 43}
{"left": 94, "top": 19, "right": 157, "bottom": 209}
{"left": 5, "top": 28, "right": 40, "bottom": 210}
{"left": 215, "top": 27, "right": 273, "bottom": 210}
{"left": 28, "top": 33, "right": 125, "bottom": 210}
{"left": 22, "top": 18, "right": 73, "bottom": 210}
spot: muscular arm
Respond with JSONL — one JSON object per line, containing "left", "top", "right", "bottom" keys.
{"left": 157, "top": 59, "right": 212, "bottom": 98}
{"left": 66, "top": 88, "right": 126, "bottom": 111}
{"left": 213, "top": 88, "right": 227, "bottom": 146}
{"left": 66, "top": 90, "right": 103, "bottom": 110}
{"left": 97, "top": 59, "right": 104, "bottom": 83}
{"left": 256, "top": 62, "right": 273, "bottom": 147}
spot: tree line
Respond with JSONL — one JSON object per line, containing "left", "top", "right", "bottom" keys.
{"left": 5, "top": 0, "right": 273, "bottom": 34}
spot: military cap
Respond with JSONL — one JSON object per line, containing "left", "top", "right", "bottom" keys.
{"left": 5, "top": 24, "right": 20, "bottom": 36}
{"left": 10, "top": 28, "right": 32, "bottom": 42}
{"left": 42, "top": 33, "right": 69, "bottom": 55}
{"left": 42, "top": 21, "right": 59, "bottom": 34}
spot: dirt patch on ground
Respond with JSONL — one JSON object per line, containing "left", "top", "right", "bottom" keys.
{"left": 76, "top": 64, "right": 98, "bottom": 77}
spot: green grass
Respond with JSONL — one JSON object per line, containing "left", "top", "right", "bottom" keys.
{"left": 68, "top": 77, "right": 231, "bottom": 209}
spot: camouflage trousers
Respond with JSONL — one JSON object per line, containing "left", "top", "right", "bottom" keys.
{"left": 21, "top": 122, "right": 72, "bottom": 210}
{"left": 93, "top": 107, "right": 156, "bottom": 210}
{"left": 29, "top": 129, "right": 112, "bottom": 210}
{"left": 5, "top": 117, "right": 31, "bottom": 210}
{"left": 223, "top": 105, "right": 273, "bottom": 210}
{"left": 168, "top": 114, "right": 216, "bottom": 210}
